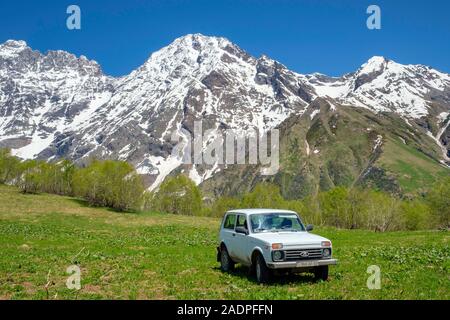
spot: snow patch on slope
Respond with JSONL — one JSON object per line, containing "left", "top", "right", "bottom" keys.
{"left": 310, "top": 109, "right": 320, "bottom": 120}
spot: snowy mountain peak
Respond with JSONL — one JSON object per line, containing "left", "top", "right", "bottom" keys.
{"left": 0, "top": 39, "right": 104, "bottom": 77}
{"left": 42, "top": 50, "right": 103, "bottom": 75}
{"left": 173, "top": 33, "right": 231, "bottom": 46}
{"left": 0, "top": 39, "right": 29, "bottom": 57}
{"left": 2, "top": 39, "right": 28, "bottom": 48}
{"left": 357, "top": 56, "right": 409, "bottom": 78}
{"left": 141, "top": 33, "right": 237, "bottom": 74}
{"left": 156, "top": 33, "right": 235, "bottom": 60}
{"left": 360, "top": 56, "right": 388, "bottom": 73}
{"left": 305, "top": 51, "right": 450, "bottom": 119}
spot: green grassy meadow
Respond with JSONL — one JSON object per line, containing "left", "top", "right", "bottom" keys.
{"left": 0, "top": 185, "right": 448, "bottom": 300}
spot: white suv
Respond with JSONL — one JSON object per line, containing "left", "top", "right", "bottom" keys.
{"left": 217, "top": 209, "right": 337, "bottom": 283}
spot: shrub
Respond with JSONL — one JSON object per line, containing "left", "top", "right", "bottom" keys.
{"left": 399, "top": 200, "right": 431, "bottom": 230}
{"left": 16, "top": 160, "right": 41, "bottom": 194}
{"left": 72, "top": 160, "right": 144, "bottom": 211}
{"left": 149, "top": 174, "right": 202, "bottom": 215}
{"left": 209, "top": 196, "right": 241, "bottom": 217}
{"left": 361, "top": 190, "right": 401, "bottom": 232}
{"left": 35, "top": 160, "right": 75, "bottom": 195}
{"left": 0, "top": 148, "right": 21, "bottom": 184}
{"left": 426, "top": 176, "right": 450, "bottom": 228}
{"left": 298, "top": 195, "right": 323, "bottom": 226}
{"left": 241, "top": 182, "right": 284, "bottom": 208}
{"left": 318, "top": 187, "right": 350, "bottom": 228}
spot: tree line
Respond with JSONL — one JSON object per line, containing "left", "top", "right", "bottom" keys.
{"left": 150, "top": 175, "right": 449, "bottom": 231}
{"left": 0, "top": 148, "right": 144, "bottom": 211}
{"left": 0, "top": 148, "right": 448, "bottom": 230}
{"left": 137, "top": 168, "right": 449, "bottom": 231}
{"left": 206, "top": 181, "right": 449, "bottom": 231}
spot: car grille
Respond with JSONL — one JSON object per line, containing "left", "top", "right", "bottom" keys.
{"left": 285, "top": 248, "right": 324, "bottom": 260}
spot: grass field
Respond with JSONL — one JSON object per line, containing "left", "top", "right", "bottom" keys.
{"left": 0, "top": 185, "right": 448, "bottom": 300}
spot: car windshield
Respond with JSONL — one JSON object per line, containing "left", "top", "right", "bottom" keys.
{"left": 250, "top": 213, "right": 305, "bottom": 233}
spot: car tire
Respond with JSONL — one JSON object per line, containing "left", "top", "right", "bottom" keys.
{"left": 255, "top": 254, "right": 271, "bottom": 284}
{"left": 220, "top": 247, "right": 235, "bottom": 272}
{"left": 314, "top": 265, "right": 329, "bottom": 281}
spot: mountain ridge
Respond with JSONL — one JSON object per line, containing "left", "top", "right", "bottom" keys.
{"left": 0, "top": 34, "right": 449, "bottom": 194}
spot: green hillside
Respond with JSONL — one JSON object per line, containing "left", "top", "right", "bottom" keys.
{"left": 378, "top": 136, "right": 448, "bottom": 193}
{"left": 201, "top": 99, "right": 449, "bottom": 198}
{"left": 0, "top": 185, "right": 448, "bottom": 300}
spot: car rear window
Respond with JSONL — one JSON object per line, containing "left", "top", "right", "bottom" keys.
{"left": 223, "top": 214, "right": 236, "bottom": 229}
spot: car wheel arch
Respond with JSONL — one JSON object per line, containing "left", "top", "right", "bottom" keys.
{"left": 220, "top": 242, "right": 228, "bottom": 251}
{"left": 251, "top": 247, "right": 265, "bottom": 266}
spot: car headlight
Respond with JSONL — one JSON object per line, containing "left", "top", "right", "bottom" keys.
{"left": 323, "top": 248, "right": 331, "bottom": 257}
{"left": 272, "top": 250, "right": 284, "bottom": 261}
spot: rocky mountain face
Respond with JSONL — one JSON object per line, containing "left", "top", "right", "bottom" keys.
{"left": 201, "top": 98, "right": 450, "bottom": 198}
{"left": 0, "top": 40, "right": 113, "bottom": 145}
{"left": 0, "top": 34, "right": 449, "bottom": 195}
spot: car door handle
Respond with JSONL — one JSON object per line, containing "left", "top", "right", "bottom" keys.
{"left": 232, "top": 233, "right": 236, "bottom": 237}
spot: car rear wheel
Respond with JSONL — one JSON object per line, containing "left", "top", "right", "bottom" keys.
{"left": 255, "top": 254, "right": 271, "bottom": 284}
{"left": 314, "top": 265, "right": 329, "bottom": 281}
{"left": 220, "top": 247, "right": 235, "bottom": 272}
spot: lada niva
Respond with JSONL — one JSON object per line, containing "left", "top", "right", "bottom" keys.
{"left": 217, "top": 209, "right": 337, "bottom": 283}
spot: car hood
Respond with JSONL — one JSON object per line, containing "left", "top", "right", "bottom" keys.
{"left": 250, "top": 232, "right": 330, "bottom": 247}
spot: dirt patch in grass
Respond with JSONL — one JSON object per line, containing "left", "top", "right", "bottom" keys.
{"left": 22, "top": 281, "right": 36, "bottom": 295}
{"left": 83, "top": 284, "right": 102, "bottom": 294}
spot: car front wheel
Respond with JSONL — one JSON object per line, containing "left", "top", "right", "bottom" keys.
{"left": 314, "top": 265, "right": 329, "bottom": 281}
{"left": 255, "top": 254, "right": 271, "bottom": 284}
{"left": 220, "top": 247, "right": 235, "bottom": 272}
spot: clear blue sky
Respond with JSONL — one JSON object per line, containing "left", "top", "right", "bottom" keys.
{"left": 1, "top": 0, "right": 449, "bottom": 77}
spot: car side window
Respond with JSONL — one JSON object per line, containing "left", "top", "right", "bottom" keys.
{"left": 223, "top": 214, "right": 236, "bottom": 229}
{"left": 236, "top": 215, "right": 248, "bottom": 230}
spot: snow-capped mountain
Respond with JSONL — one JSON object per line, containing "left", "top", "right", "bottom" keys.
{"left": 0, "top": 34, "right": 449, "bottom": 190}
{"left": 303, "top": 56, "right": 450, "bottom": 164}
{"left": 0, "top": 39, "right": 113, "bottom": 155}
{"left": 304, "top": 56, "right": 450, "bottom": 119}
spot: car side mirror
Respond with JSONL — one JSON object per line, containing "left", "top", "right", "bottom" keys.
{"left": 235, "top": 226, "right": 249, "bottom": 235}
{"left": 306, "top": 224, "right": 314, "bottom": 232}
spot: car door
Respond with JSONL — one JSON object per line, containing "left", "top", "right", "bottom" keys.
{"left": 233, "top": 214, "right": 251, "bottom": 264}
{"left": 221, "top": 213, "right": 237, "bottom": 257}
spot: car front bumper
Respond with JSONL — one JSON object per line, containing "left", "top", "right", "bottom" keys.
{"left": 267, "top": 258, "right": 338, "bottom": 269}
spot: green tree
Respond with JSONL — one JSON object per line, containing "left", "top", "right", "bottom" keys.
{"left": 0, "top": 148, "right": 21, "bottom": 184}
{"left": 300, "top": 195, "right": 323, "bottom": 226}
{"left": 399, "top": 200, "right": 431, "bottom": 230}
{"left": 72, "top": 160, "right": 144, "bottom": 211}
{"left": 241, "top": 182, "right": 284, "bottom": 208}
{"left": 318, "top": 187, "right": 350, "bottom": 228}
{"left": 151, "top": 175, "right": 202, "bottom": 215}
{"left": 35, "top": 160, "right": 75, "bottom": 195}
{"left": 17, "top": 160, "right": 41, "bottom": 194}
{"left": 210, "top": 196, "right": 241, "bottom": 217}
{"left": 362, "top": 190, "right": 401, "bottom": 231}
{"left": 427, "top": 176, "right": 450, "bottom": 228}
{"left": 285, "top": 199, "right": 310, "bottom": 224}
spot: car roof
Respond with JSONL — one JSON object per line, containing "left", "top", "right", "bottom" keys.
{"left": 226, "top": 209, "right": 297, "bottom": 215}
